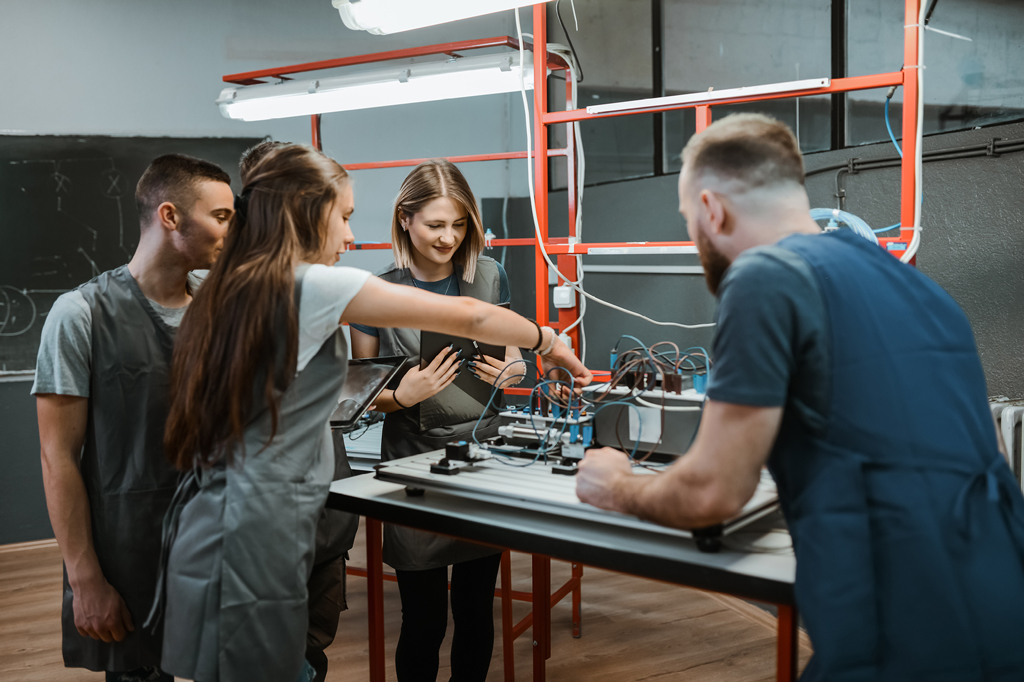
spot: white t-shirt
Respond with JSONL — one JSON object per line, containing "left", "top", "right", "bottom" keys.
{"left": 296, "top": 263, "right": 370, "bottom": 372}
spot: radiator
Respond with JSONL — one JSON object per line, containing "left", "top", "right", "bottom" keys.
{"left": 991, "top": 399, "right": 1024, "bottom": 490}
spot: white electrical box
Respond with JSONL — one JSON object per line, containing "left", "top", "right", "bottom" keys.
{"left": 553, "top": 285, "right": 576, "bottom": 308}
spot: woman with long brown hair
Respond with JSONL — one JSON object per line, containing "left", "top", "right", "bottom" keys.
{"left": 349, "top": 160, "right": 526, "bottom": 682}
{"left": 151, "top": 146, "right": 589, "bottom": 682}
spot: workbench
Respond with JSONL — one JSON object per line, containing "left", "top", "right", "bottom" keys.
{"left": 328, "top": 466, "right": 801, "bottom": 681}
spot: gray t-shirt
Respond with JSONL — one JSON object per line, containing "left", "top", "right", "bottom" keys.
{"left": 705, "top": 241, "right": 831, "bottom": 436}
{"left": 31, "top": 289, "right": 188, "bottom": 397}
{"left": 30, "top": 266, "right": 371, "bottom": 397}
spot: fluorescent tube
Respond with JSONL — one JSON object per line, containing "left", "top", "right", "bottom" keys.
{"left": 587, "top": 78, "right": 831, "bottom": 116}
{"left": 217, "top": 52, "right": 534, "bottom": 122}
{"left": 332, "top": 0, "right": 551, "bottom": 35}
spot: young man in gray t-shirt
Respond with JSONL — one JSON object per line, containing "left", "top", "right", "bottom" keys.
{"left": 33, "top": 155, "right": 232, "bottom": 682}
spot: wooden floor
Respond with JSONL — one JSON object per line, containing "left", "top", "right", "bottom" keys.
{"left": 0, "top": 522, "right": 810, "bottom": 681}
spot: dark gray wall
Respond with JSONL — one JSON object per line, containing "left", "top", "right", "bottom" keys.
{"left": 803, "top": 121, "right": 1024, "bottom": 399}
{"left": 554, "top": 120, "right": 1024, "bottom": 392}
{"left": 0, "top": 379, "right": 50, "bottom": 544}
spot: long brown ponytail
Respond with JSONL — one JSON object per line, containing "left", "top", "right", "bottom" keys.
{"left": 165, "top": 144, "right": 350, "bottom": 470}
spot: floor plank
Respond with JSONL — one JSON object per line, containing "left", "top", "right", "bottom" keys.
{"left": 0, "top": 521, "right": 810, "bottom": 681}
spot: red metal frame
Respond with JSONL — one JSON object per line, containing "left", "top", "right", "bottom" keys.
{"left": 223, "top": 36, "right": 567, "bottom": 85}
{"left": 224, "top": 4, "right": 921, "bottom": 678}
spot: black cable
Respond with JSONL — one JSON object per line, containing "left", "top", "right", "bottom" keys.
{"left": 806, "top": 135, "right": 1024, "bottom": 178}
{"left": 924, "top": 0, "right": 941, "bottom": 26}
{"left": 554, "top": 0, "right": 585, "bottom": 83}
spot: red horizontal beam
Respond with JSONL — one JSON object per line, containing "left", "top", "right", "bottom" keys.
{"left": 224, "top": 36, "right": 568, "bottom": 85}
{"left": 543, "top": 72, "right": 904, "bottom": 125}
{"left": 345, "top": 149, "right": 567, "bottom": 172}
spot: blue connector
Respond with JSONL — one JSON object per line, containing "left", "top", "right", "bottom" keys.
{"left": 581, "top": 424, "right": 594, "bottom": 446}
{"left": 609, "top": 351, "right": 617, "bottom": 368}
{"left": 570, "top": 423, "right": 580, "bottom": 443}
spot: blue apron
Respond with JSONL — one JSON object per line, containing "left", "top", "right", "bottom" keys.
{"left": 772, "top": 231, "right": 1024, "bottom": 681}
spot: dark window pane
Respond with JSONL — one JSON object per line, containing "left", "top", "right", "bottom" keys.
{"left": 848, "top": 0, "right": 1024, "bottom": 146}
{"left": 662, "top": 0, "right": 831, "bottom": 170}
{"left": 548, "top": 0, "right": 655, "bottom": 187}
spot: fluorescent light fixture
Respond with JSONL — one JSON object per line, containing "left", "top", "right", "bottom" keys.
{"left": 217, "top": 52, "right": 534, "bottom": 122}
{"left": 587, "top": 78, "right": 831, "bottom": 116}
{"left": 332, "top": 0, "right": 551, "bottom": 35}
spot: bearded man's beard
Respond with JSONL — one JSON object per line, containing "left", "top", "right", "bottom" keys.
{"left": 695, "top": 227, "right": 731, "bottom": 295}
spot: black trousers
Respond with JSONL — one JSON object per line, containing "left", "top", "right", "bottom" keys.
{"left": 305, "top": 554, "right": 348, "bottom": 682}
{"left": 394, "top": 553, "right": 502, "bottom": 682}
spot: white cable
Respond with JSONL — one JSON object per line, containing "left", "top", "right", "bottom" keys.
{"left": 548, "top": 43, "right": 586, "bottom": 355}
{"left": 514, "top": 9, "right": 715, "bottom": 330}
{"left": 635, "top": 396, "right": 702, "bottom": 412}
{"left": 899, "top": 3, "right": 925, "bottom": 264}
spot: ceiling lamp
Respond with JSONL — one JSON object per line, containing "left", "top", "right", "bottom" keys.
{"left": 217, "top": 52, "right": 534, "bottom": 122}
{"left": 332, "top": 0, "right": 551, "bottom": 35}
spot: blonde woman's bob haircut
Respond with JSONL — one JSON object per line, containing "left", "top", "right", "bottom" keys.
{"left": 391, "top": 159, "right": 486, "bottom": 283}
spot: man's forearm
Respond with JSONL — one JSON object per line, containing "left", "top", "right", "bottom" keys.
{"left": 41, "top": 454, "right": 103, "bottom": 588}
{"left": 615, "top": 463, "right": 741, "bottom": 530}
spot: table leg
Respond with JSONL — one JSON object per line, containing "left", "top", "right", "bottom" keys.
{"left": 500, "top": 551, "right": 515, "bottom": 682}
{"left": 571, "top": 562, "right": 582, "bottom": 639}
{"left": 531, "top": 553, "right": 552, "bottom": 681}
{"left": 366, "top": 517, "right": 385, "bottom": 682}
{"left": 777, "top": 603, "right": 798, "bottom": 682}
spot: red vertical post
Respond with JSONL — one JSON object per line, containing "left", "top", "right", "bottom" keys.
{"left": 500, "top": 552, "right": 515, "bottom": 682}
{"left": 900, "top": 0, "right": 921, "bottom": 259}
{"left": 776, "top": 604, "right": 799, "bottom": 682}
{"left": 531, "top": 554, "right": 551, "bottom": 680}
{"left": 695, "top": 105, "right": 712, "bottom": 133}
{"left": 366, "top": 517, "right": 385, "bottom": 682}
{"left": 311, "top": 114, "right": 323, "bottom": 151}
{"left": 533, "top": 3, "right": 551, "bottom": 327}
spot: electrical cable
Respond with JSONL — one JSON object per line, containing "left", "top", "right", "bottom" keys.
{"left": 554, "top": 0, "right": 584, "bottom": 83}
{"left": 514, "top": 9, "right": 715, "bottom": 331}
{"left": 900, "top": 0, "right": 926, "bottom": 264}
{"left": 884, "top": 93, "right": 903, "bottom": 159}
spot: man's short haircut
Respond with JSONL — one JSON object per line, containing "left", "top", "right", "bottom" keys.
{"left": 239, "top": 140, "right": 288, "bottom": 183}
{"left": 135, "top": 154, "right": 231, "bottom": 224}
{"left": 681, "top": 113, "right": 805, "bottom": 193}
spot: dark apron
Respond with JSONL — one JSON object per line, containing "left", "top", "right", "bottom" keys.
{"left": 770, "top": 231, "right": 1024, "bottom": 681}
{"left": 65, "top": 265, "right": 181, "bottom": 672}
{"left": 376, "top": 257, "right": 505, "bottom": 571}
{"left": 153, "top": 264, "right": 349, "bottom": 682}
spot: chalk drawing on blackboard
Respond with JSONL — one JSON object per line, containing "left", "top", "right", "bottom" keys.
{"left": 0, "top": 287, "right": 38, "bottom": 338}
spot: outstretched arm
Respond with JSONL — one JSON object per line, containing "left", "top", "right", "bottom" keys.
{"left": 577, "top": 399, "right": 782, "bottom": 529}
{"left": 343, "top": 275, "right": 590, "bottom": 387}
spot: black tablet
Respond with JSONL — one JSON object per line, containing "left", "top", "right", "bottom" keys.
{"left": 420, "top": 330, "right": 506, "bottom": 408}
{"left": 329, "top": 356, "right": 407, "bottom": 430}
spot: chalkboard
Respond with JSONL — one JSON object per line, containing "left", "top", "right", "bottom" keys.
{"left": 0, "top": 135, "right": 262, "bottom": 372}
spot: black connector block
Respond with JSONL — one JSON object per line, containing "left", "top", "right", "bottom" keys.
{"left": 430, "top": 458, "right": 461, "bottom": 475}
{"left": 551, "top": 462, "right": 578, "bottom": 476}
{"left": 446, "top": 441, "right": 471, "bottom": 461}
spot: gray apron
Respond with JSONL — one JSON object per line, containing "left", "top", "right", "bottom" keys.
{"left": 156, "top": 265, "right": 348, "bottom": 682}
{"left": 376, "top": 257, "right": 504, "bottom": 571}
{"left": 66, "top": 265, "right": 181, "bottom": 672}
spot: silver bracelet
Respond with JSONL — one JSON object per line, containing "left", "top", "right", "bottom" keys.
{"left": 537, "top": 326, "right": 558, "bottom": 356}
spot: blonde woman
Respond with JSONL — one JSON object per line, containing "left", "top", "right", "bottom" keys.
{"left": 350, "top": 160, "right": 523, "bottom": 682}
